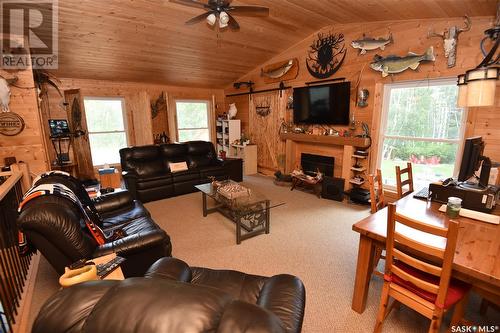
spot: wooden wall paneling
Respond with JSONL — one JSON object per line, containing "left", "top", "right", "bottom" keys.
{"left": 150, "top": 91, "right": 169, "bottom": 139}
{"left": 64, "top": 89, "right": 95, "bottom": 179}
{"left": 225, "top": 95, "right": 250, "bottom": 135}
{"left": 129, "top": 91, "right": 153, "bottom": 146}
{"left": 0, "top": 39, "right": 48, "bottom": 174}
{"left": 225, "top": 17, "right": 497, "bottom": 184}
{"left": 43, "top": 1, "right": 496, "bottom": 88}
{"left": 249, "top": 92, "right": 287, "bottom": 174}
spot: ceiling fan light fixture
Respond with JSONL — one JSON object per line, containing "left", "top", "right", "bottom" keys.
{"left": 219, "top": 11, "right": 229, "bottom": 28}
{"left": 206, "top": 13, "right": 216, "bottom": 26}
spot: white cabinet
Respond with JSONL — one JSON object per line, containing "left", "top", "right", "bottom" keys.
{"left": 231, "top": 144, "right": 257, "bottom": 175}
{"left": 216, "top": 119, "right": 240, "bottom": 157}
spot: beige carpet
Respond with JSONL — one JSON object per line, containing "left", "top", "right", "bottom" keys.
{"left": 28, "top": 175, "right": 499, "bottom": 332}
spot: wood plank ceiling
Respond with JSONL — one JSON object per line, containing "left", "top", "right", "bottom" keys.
{"left": 52, "top": 0, "right": 496, "bottom": 88}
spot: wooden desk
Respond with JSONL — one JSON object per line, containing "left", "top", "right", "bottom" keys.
{"left": 351, "top": 195, "right": 500, "bottom": 314}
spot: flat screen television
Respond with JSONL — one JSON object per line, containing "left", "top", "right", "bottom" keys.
{"left": 293, "top": 82, "right": 350, "bottom": 125}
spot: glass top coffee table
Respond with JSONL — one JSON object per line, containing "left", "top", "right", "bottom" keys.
{"left": 195, "top": 180, "right": 284, "bottom": 244}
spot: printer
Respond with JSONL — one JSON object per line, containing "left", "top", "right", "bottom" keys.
{"left": 429, "top": 182, "right": 499, "bottom": 213}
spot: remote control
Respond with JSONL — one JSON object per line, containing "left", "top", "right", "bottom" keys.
{"left": 97, "top": 256, "right": 126, "bottom": 279}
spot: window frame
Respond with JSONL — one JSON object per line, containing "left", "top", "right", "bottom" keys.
{"left": 174, "top": 99, "right": 212, "bottom": 143}
{"left": 376, "top": 78, "right": 468, "bottom": 190}
{"left": 83, "top": 96, "right": 129, "bottom": 167}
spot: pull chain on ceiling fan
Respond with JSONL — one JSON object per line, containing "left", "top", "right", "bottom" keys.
{"left": 169, "top": 0, "right": 269, "bottom": 31}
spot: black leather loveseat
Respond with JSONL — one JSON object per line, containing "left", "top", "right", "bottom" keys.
{"left": 120, "top": 141, "right": 242, "bottom": 203}
{"left": 33, "top": 257, "right": 306, "bottom": 333}
{"left": 17, "top": 173, "right": 172, "bottom": 277}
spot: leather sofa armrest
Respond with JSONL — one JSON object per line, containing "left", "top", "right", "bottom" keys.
{"left": 92, "top": 190, "right": 134, "bottom": 214}
{"left": 121, "top": 171, "right": 139, "bottom": 199}
{"left": 144, "top": 257, "right": 192, "bottom": 282}
{"left": 218, "top": 300, "right": 286, "bottom": 333}
{"left": 93, "top": 229, "right": 168, "bottom": 258}
{"left": 257, "top": 274, "right": 306, "bottom": 333}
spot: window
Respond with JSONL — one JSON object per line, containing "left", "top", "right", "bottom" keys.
{"left": 83, "top": 98, "right": 128, "bottom": 166}
{"left": 378, "top": 79, "right": 466, "bottom": 190}
{"left": 175, "top": 101, "right": 210, "bottom": 142}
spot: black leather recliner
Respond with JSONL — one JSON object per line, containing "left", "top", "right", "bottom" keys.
{"left": 33, "top": 257, "right": 306, "bottom": 333}
{"left": 120, "top": 141, "right": 243, "bottom": 203}
{"left": 17, "top": 174, "right": 172, "bottom": 277}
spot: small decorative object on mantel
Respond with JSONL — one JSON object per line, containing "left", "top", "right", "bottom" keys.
{"left": 357, "top": 89, "right": 369, "bottom": 107}
{"left": 351, "top": 33, "right": 393, "bottom": 55}
{"left": 370, "top": 47, "right": 435, "bottom": 77}
{"left": 261, "top": 58, "right": 299, "bottom": 83}
{"left": 151, "top": 92, "right": 167, "bottom": 119}
{"left": 306, "top": 31, "right": 347, "bottom": 79}
{"left": 428, "top": 16, "right": 471, "bottom": 68}
{"left": 227, "top": 103, "right": 237, "bottom": 119}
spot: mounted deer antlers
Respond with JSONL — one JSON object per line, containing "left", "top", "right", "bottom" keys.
{"left": 428, "top": 16, "right": 471, "bottom": 68}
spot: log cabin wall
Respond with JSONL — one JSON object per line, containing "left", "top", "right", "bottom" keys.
{"left": 40, "top": 78, "right": 225, "bottom": 173}
{"left": 0, "top": 39, "right": 49, "bottom": 174}
{"left": 224, "top": 16, "right": 498, "bottom": 181}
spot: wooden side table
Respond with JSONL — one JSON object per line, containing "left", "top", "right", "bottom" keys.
{"left": 99, "top": 170, "right": 121, "bottom": 189}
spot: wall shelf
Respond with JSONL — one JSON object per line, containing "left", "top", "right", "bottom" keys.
{"left": 280, "top": 133, "right": 371, "bottom": 148}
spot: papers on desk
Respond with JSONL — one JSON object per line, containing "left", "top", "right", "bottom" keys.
{"left": 438, "top": 205, "right": 500, "bottom": 225}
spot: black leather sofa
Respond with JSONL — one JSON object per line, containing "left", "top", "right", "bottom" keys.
{"left": 120, "top": 141, "right": 243, "bottom": 203}
{"left": 17, "top": 173, "right": 172, "bottom": 277}
{"left": 33, "top": 257, "right": 306, "bottom": 333}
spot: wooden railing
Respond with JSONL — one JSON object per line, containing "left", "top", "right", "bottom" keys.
{"left": 0, "top": 164, "right": 33, "bottom": 332}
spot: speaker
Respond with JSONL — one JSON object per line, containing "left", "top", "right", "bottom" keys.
{"left": 322, "top": 176, "right": 345, "bottom": 201}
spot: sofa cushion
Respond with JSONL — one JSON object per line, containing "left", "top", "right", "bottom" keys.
{"left": 136, "top": 173, "right": 173, "bottom": 190}
{"left": 120, "top": 145, "right": 165, "bottom": 177}
{"left": 186, "top": 141, "right": 217, "bottom": 168}
{"left": 171, "top": 169, "right": 200, "bottom": 183}
{"left": 199, "top": 165, "right": 226, "bottom": 180}
{"left": 159, "top": 143, "right": 189, "bottom": 171}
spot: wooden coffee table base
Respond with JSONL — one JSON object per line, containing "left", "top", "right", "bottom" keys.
{"left": 200, "top": 192, "right": 270, "bottom": 244}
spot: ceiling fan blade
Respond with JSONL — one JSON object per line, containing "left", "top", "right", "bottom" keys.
{"left": 185, "top": 11, "right": 212, "bottom": 25}
{"left": 226, "top": 12, "right": 240, "bottom": 31}
{"left": 228, "top": 6, "right": 269, "bottom": 17}
{"left": 169, "top": 0, "right": 209, "bottom": 9}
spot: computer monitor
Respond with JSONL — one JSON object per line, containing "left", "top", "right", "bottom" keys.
{"left": 48, "top": 119, "right": 71, "bottom": 137}
{"left": 457, "top": 136, "right": 491, "bottom": 190}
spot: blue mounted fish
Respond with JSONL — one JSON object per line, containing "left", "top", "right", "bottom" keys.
{"left": 370, "top": 47, "right": 435, "bottom": 77}
{"left": 351, "top": 33, "right": 393, "bottom": 55}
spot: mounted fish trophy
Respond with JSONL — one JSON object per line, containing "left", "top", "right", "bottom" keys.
{"left": 370, "top": 47, "right": 435, "bottom": 77}
{"left": 261, "top": 58, "right": 299, "bottom": 84}
{"left": 428, "top": 16, "right": 471, "bottom": 68}
{"left": 351, "top": 33, "right": 393, "bottom": 55}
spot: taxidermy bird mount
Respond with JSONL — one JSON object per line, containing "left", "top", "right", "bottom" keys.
{"left": 169, "top": 0, "right": 269, "bottom": 31}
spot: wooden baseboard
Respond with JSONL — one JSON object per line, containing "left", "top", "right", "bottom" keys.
{"left": 12, "top": 252, "right": 41, "bottom": 333}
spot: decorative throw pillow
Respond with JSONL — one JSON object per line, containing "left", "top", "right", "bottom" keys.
{"left": 169, "top": 161, "right": 188, "bottom": 173}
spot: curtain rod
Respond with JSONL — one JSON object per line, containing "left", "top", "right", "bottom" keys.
{"left": 226, "top": 85, "right": 292, "bottom": 97}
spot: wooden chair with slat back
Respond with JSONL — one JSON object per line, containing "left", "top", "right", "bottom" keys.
{"left": 395, "top": 162, "right": 414, "bottom": 199}
{"left": 373, "top": 204, "right": 471, "bottom": 333}
{"left": 368, "top": 169, "right": 386, "bottom": 214}
{"left": 368, "top": 169, "right": 386, "bottom": 278}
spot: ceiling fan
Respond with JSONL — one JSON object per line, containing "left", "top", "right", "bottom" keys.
{"left": 170, "top": 0, "right": 270, "bottom": 31}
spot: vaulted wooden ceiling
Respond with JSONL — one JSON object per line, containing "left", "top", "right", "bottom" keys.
{"left": 52, "top": 0, "right": 496, "bottom": 88}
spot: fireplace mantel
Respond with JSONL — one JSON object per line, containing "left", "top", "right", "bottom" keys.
{"left": 279, "top": 133, "right": 370, "bottom": 148}
{"left": 281, "top": 133, "right": 370, "bottom": 190}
